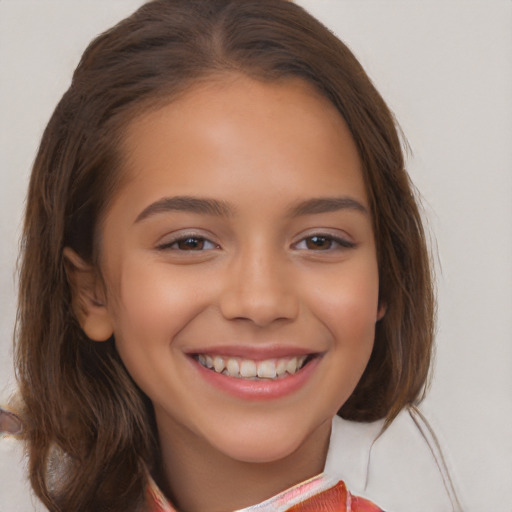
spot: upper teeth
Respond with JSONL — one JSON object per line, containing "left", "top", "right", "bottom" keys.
{"left": 197, "top": 354, "right": 308, "bottom": 379}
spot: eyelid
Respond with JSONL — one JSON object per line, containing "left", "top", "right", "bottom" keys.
{"left": 155, "top": 230, "right": 220, "bottom": 251}
{"left": 291, "top": 230, "right": 356, "bottom": 251}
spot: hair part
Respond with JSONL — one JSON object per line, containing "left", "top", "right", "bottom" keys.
{"left": 15, "top": 1, "right": 434, "bottom": 510}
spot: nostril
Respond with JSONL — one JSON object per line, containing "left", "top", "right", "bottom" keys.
{"left": 217, "top": 256, "right": 300, "bottom": 326}
{"left": 219, "top": 285, "right": 299, "bottom": 327}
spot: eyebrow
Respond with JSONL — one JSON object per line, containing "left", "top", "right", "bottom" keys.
{"left": 287, "top": 197, "right": 368, "bottom": 217}
{"left": 134, "top": 196, "right": 234, "bottom": 223}
{"left": 134, "top": 195, "right": 367, "bottom": 224}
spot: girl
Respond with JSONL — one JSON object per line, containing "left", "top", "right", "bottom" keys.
{"left": 9, "top": 0, "right": 461, "bottom": 511}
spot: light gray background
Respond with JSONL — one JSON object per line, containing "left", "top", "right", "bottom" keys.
{"left": 1, "top": 1, "right": 511, "bottom": 511}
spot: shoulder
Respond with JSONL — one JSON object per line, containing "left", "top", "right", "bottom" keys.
{"left": 324, "top": 406, "right": 462, "bottom": 512}
{"left": 0, "top": 437, "right": 45, "bottom": 512}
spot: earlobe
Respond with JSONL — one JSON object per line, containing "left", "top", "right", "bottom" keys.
{"left": 377, "top": 302, "right": 387, "bottom": 321}
{"left": 63, "top": 247, "right": 114, "bottom": 342}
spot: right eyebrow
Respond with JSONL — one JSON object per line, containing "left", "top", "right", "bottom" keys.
{"left": 286, "top": 196, "right": 368, "bottom": 217}
{"left": 134, "top": 196, "right": 235, "bottom": 224}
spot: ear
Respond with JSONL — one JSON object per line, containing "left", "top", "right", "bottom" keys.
{"left": 63, "top": 247, "right": 114, "bottom": 342}
{"left": 376, "top": 301, "right": 387, "bottom": 321}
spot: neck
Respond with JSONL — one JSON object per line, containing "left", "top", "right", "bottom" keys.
{"left": 155, "top": 414, "right": 331, "bottom": 512}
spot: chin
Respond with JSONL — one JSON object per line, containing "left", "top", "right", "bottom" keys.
{"left": 203, "top": 415, "right": 320, "bottom": 465}
{"left": 218, "top": 437, "right": 304, "bottom": 464}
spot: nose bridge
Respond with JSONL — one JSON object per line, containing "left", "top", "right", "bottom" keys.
{"left": 220, "top": 239, "right": 298, "bottom": 326}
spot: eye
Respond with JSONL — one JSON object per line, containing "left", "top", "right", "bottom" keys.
{"left": 158, "top": 236, "right": 218, "bottom": 251}
{"left": 293, "top": 234, "right": 355, "bottom": 251}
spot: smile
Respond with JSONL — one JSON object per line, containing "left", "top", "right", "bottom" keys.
{"left": 189, "top": 349, "right": 322, "bottom": 401}
{"left": 195, "top": 354, "right": 311, "bottom": 380}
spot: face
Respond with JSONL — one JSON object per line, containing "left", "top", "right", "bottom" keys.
{"left": 87, "top": 75, "right": 382, "bottom": 464}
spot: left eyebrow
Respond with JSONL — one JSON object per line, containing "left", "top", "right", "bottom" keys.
{"left": 134, "top": 196, "right": 235, "bottom": 224}
{"left": 286, "top": 196, "right": 368, "bottom": 217}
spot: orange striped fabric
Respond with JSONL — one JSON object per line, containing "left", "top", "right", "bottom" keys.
{"left": 146, "top": 474, "right": 384, "bottom": 512}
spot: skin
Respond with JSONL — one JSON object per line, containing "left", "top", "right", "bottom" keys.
{"left": 67, "top": 75, "right": 384, "bottom": 512}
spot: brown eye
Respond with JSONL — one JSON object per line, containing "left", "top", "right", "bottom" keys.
{"left": 157, "top": 236, "right": 217, "bottom": 251}
{"left": 176, "top": 237, "right": 207, "bottom": 250}
{"left": 293, "top": 234, "right": 356, "bottom": 252}
{"left": 305, "top": 236, "right": 332, "bottom": 250}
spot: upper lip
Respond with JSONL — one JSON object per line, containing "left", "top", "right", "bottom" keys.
{"left": 185, "top": 345, "right": 322, "bottom": 360}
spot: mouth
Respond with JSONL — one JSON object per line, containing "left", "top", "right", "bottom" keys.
{"left": 192, "top": 353, "right": 317, "bottom": 380}
{"left": 187, "top": 348, "right": 323, "bottom": 400}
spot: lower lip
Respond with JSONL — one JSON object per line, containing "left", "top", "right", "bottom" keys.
{"left": 189, "top": 356, "right": 321, "bottom": 401}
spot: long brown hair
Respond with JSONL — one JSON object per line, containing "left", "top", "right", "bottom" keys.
{"left": 15, "top": 1, "right": 434, "bottom": 510}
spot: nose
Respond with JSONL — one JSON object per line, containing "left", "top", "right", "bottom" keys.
{"left": 219, "top": 246, "right": 299, "bottom": 327}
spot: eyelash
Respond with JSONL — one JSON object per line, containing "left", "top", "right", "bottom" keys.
{"left": 156, "top": 234, "right": 218, "bottom": 252}
{"left": 292, "top": 234, "right": 356, "bottom": 251}
{"left": 157, "top": 233, "right": 355, "bottom": 252}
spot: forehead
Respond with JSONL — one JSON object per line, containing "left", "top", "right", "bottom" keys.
{"left": 110, "top": 74, "right": 367, "bottom": 220}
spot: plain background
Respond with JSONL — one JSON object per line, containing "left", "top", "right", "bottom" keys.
{"left": 1, "top": 1, "right": 511, "bottom": 510}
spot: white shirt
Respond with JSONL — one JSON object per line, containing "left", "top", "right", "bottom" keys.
{"left": 0, "top": 406, "right": 462, "bottom": 512}
{"left": 324, "top": 406, "right": 462, "bottom": 512}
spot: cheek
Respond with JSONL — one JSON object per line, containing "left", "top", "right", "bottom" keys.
{"left": 107, "top": 258, "right": 213, "bottom": 349}
{"left": 310, "top": 259, "right": 380, "bottom": 409}
{"left": 309, "top": 258, "right": 380, "bottom": 335}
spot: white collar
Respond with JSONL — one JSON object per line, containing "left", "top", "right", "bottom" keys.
{"left": 323, "top": 414, "right": 385, "bottom": 494}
